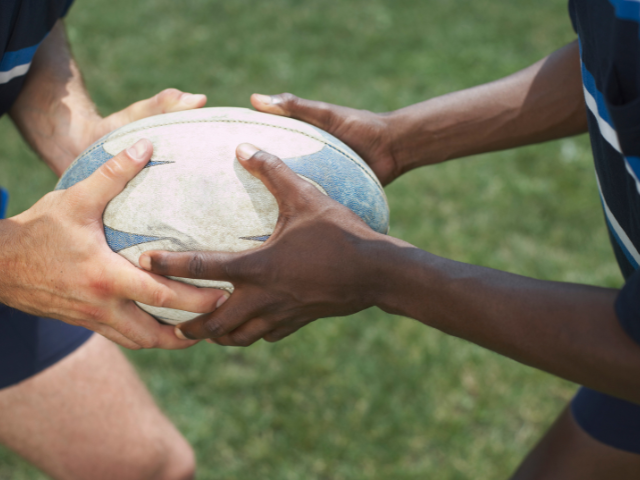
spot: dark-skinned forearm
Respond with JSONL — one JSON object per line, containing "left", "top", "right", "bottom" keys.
{"left": 386, "top": 41, "right": 588, "bottom": 173}
{"left": 371, "top": 237, "right": 640, "bottom": 404}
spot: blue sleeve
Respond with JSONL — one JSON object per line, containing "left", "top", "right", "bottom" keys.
{"left": 0, "top": 188, "right": 8, "bottom": 219}
{"left": 616, "top": 268, "right": 640, "bottom": 345}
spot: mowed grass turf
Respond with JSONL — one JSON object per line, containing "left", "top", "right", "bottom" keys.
{"left": 0, "top": 0, "right": 623, "bottom": 478}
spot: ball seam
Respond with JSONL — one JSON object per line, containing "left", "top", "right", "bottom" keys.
{"left": 78, "top": 119, "right": 386, "bottom": 195}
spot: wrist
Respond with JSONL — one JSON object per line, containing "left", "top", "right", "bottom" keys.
{"left": 11, "top": 99, "right": 101, "bottom": 176}
{"left": 0, "top": 217, "right": 24, "bottom": 306}
{"left": 360, "top": 234, "right": 444, "bottom": 320}
{"left": 383, "top": 99, "right": 459, "bottom": 175}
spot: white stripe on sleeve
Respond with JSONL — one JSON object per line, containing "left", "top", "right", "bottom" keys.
{"left": 0, "top": 62, "right": 31, "bottom": 85}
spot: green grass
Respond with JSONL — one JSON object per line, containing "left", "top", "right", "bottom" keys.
{"left": 0, "top": 0, "right": 622, "bottom": 478}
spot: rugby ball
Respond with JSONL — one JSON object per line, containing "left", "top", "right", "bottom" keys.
{"left": 56, "top": 107, "right": 390, "bottom": 325}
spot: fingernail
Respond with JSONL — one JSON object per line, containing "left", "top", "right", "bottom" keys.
{"left": 216, "top": 292, "right": 230, "bottom": 309}
{"left": 175, "top": 326, "right": 189, "bottom": 340}
{"left": 127, "top": 139, "right": 149, "bottom": 161}
{"left": 236, "top": 143, "right": 260, "bottom": 161}
{"left": 138, "top": 254, "right": 151, "bottom": 270}
{"left": 181, "top": 93, "right": 206, "bottom": 106}
{"left": 253, "top": 94, "right": 273, "bottom": 105}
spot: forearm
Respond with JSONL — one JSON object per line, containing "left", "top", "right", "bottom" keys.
{"left": 375, "top": 239, "right": 640, "bottom": 403}
{"left": 9, "top": 20, "right": 100, "bottom": 176}
{"left": 387, "top": 41, "right": 588, "bottom": 173}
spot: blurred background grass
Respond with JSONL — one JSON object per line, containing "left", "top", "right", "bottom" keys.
{"left": 0, "top": 0, "right": 623, "bottom": 478}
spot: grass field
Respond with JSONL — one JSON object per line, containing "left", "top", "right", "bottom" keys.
{"left": 0, "top": 0, "right": 624, "bottom": 479}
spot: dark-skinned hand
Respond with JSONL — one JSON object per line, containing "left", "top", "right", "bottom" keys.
{"left": 139, "top": 143, "right": 394, "bottom": 346}
{"left": 250, "top": 93, "right": 401, "bottom": 186}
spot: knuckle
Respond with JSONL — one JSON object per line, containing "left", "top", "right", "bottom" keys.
{"left": 204, "top": 319, "right": 226, "bottom": 338}
{"left": 257, "top": 156, "right": 284, "bottom": 176}
{"left": 320, "top": 106, "right": 340, "bottom": 130}
{"left": 229, "top": 256, "right": 261, "bottom": 282}
{"left": 188, "top": 253, "right": 207, "bottom": 278}
{"left": 158, "top": 87, "right": 180, "bottom": 99}
{"left": 139, "top": 337, "right": 158, "bottom": 349}
{"left": 230, "top": 333, "right": 253, "bottom": 347}
{"left": 88, "top": 274, "right": 116, "bottom": 298}
{"left": 278, "top": 92, "right": 298, "bottom": 110}
{"left": 298, "top": 179, "right": 322, "bottom": 198}
{"left": 81, "top": 305, "right": 107, "bottom": 323}
{"left": 221, "top": 261, "right": 236, "bottom": 280}
{"left": 263, "top": 313, "right": 281, "bottom": 326}
{"left": 40, "top": 190, "right": 61, "bottom": 205}
{"left": 156, "top": 88, "right": 182, "bottom": 109}
{"left": 151, "top": 287, "right": 172, "bottom": 308}
{"left": 264, "top": 330, "right": 287, "bottom": 343}
{"left": 100, "top": 157, "right": 127, "bottom": 180}
{"left": 60, "top": 186, "right": 92, "bottom": 213}
{"left": 254, "top": 150, "right": 279, "bottom": 165}
{"left": 341, "top": 113, "right": 362, "bottom": 131}
{"left": 194, "top": 294, "right": 217, "bottom": 313}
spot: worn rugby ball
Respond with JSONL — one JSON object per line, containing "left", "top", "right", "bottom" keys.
{"left": 56, "top": 107, "right": 390, "bottom": 325}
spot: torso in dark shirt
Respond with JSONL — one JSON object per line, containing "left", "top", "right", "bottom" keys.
{"left": 0, "top": 0, "right": 73, "bottom": 116}
{"left": 569, "top": 0, "right": 640, "bottom": 342}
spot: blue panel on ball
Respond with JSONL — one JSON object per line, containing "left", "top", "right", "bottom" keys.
{"left": 146, "top": 161, "right": 173, "bottom": 168}
{"left": 56, "top": 141, "right": 113, "bottom": 190}
{"left": 283, "top": 146, "right": 389, "bottom": 233}
{"left": 104, "top": 226, "right": 164, "bottom": 252}
{"left": 309, "top": 126, "right": 365, "bottom": 167}
{"left": 56, "top": 140, "right": 173, "bottom": 191}
{"left": 240, "top": 235, "right": 271, "bottom": 242}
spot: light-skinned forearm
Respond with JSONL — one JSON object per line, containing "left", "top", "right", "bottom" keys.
{"left": 373, "top": 238, "right": 640, "bottom": 404}
{"left": 9, "top": 19, "right": 209, "bottom": 177}
{"left": 387, "top": 41, "right": 588, "bottom": 173}
{"left": 9, "top": 20, "right": 101, "bottom": 176}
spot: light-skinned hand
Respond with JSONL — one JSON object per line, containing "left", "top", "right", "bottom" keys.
{"left": 0, "top": 139, "right": 228, "bottom": 350}
{"left": 57, "top": 88, "right": 208, "bottom": 176}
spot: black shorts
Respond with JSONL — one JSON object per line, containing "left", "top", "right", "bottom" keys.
{"left": 0, "top": 187, "right": 92, "bottom": 390}
{"left": 0, "top": 304, "right": 93, "bottom": 390}
{"left": 571, "top": 386, "right": 640, "bottom": 454}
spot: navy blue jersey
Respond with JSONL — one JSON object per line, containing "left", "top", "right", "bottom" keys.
{"left": 0, "top": 0, "right": 74, "bottom": 116}
{"left": 568, "top": 0, "right": 640, "bottom": 453}
{"left": 569, "top": 0, "right": 640, "bottom": 344}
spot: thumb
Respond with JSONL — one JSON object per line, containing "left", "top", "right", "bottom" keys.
{"left": 102, "top": 89, "right": 207, "bottom": 133}
{"left": 72, "top": 139, "right": 152, "bottom": 213}
{"left": 236, "top": 143, "right": 320, "bottom": 207}
{"left": 251, "top": 93, "right": 338, "bottom": 133}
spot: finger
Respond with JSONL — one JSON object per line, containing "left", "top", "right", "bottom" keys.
{"left": 212, "top": 317, "right": 275, "bottom": 347}
{"left": 263, "top": 320, "right": 313, "bottom": 343}
{"left": 104, "top": 88, "right": 207, "bottom": 128}
{"left": 176, "top": 290, "right": 266, "bottom": 340}
{"left": 108, "top": 302, "right": 199, "bottom": 350}
{"left": 139, "top": 250, "right": 242, "bottom": 281}
{"left": 90, "top": 323, "right": 143, "bottom": 350}
{"left": 114, "top": 262, "right": 231, "bottom": 313}
{"left": 236, "top": 144, "right": 321, "bottom": 206}
{"left": 71, "top": 139, "right": 152, "bottom": 213}
{"left": 251, "top": 93, "right": 340, "bottom": 132}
